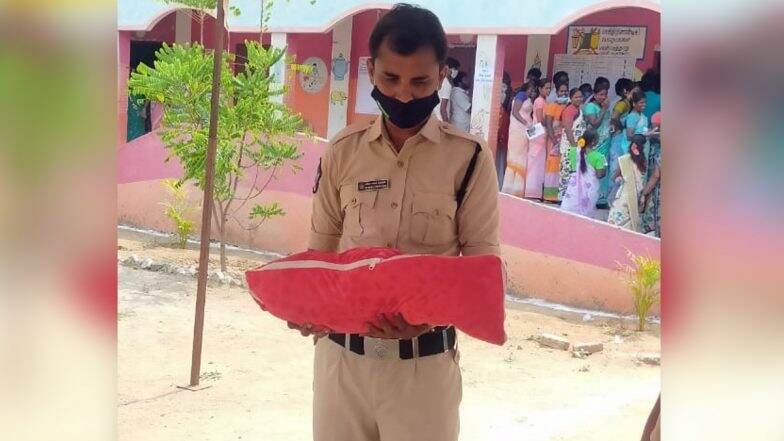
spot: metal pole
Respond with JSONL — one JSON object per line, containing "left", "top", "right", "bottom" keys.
{"left": 190, "top": 0, "right": 226, "bottom": 387}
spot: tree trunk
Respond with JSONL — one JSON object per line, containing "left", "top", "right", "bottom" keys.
{"left": 190, "top": 0, "right": 226, "bottom": 387}
{"left": 219, "top": 216, "right": 228, "bottom": 273}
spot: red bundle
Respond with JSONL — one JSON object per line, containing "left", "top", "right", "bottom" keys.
{"left": 245, "top": 247, "right": 507, "bottom": 345}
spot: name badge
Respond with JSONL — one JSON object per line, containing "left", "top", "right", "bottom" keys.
{"left": 358, "top": 179, "right": 390, "bottom": 192}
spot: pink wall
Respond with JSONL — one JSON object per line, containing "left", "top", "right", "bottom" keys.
{"left": 118, "top": 32, "right": 131, "bottom": 146}
{"left": 116, "top": 133, "right": 660, "bottom": 314}
{"left": 287, "top": 32, "right": 333, "bottom": 138}
{"left": 548, "top": 7, "right": 660, "bottom": 76}
{"left": 117, "top": 134, "right": 659, "bottom": 272}
{"left": 347, "top": 9, "right": 381, "bottom": 126}
{"left": 144, "top": 12, "right": 176, "bottom": 42}
{"left": 501, "top": 35, "right": 527, "bottom": 89}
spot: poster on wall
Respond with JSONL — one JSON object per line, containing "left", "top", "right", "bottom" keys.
{"left": 355, "top": 56, "right": 380, "bottom": 115}
{"left": 524, "top": 35, "right": 551, "bottom": 76}
{"left": 567, "top": 26, "right": 646, "bottom": 59}
{"left": 299, "top": 56, "right": 328, "bottom": 94}
{"left": 552, "top": 54, "right": 637, "bottom": 102}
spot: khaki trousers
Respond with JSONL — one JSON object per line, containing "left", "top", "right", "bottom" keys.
{"left": 313, "top": 336, "right": 462, "bottom": 441}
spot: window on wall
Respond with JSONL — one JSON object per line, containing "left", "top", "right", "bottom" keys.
{"left": 127, "top": 40, "right": 163, "bottom": 142}
{"left": 234, "top": 43, "right": 248, "bottom": 74}
{"left": 233, "top": 42, "right": 270, "bottom": 75}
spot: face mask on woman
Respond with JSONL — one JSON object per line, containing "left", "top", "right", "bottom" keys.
{"left": 556, "top": 95, "right": 570, "bottom": 104}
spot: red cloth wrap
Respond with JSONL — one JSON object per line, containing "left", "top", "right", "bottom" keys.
{"left": 245, "top": 247, "right": 506, "bottom": 345}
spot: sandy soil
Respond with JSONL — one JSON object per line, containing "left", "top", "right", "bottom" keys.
{"left": 118, "top": 229, "right": 660, "bottom": 441}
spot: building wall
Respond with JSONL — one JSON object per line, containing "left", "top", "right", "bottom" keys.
{"left": 287, "top": 32, "right": 333, "bottom": 138}
{"left": 346, "top": 9, "right": 380, "bottom": 127}
{"left": 117, "top": 134, "right": 660, "bottom": 315}
{"left": 501, "top": 35, "right": 528, "bottom": 88}
{"left": 548, "top": 7, "right": 661, "bottom": 76}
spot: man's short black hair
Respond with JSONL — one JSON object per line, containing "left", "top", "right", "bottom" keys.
{"left": 445, "top": 57, "right": 460, "bottom": 69}
{"left": 527, "top": 67, "right": 542, "bottom": 80}
{"left": 553, "top": 70, "right": 568, "bottom": 82}
{"left": 369, "top": 4, "right": 448, "bottom": 64}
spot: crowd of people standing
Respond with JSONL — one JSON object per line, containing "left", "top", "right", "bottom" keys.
{"left": 497, "top": 67, "right": 662, "bottom": 237}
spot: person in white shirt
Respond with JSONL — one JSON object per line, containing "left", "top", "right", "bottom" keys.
{"left": 449, "top": 71, "right": 472, "bottom": 132}
{"left": 436, "top": 57, "right": 460, "bottom": 122}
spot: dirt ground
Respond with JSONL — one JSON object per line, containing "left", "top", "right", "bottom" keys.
{"left": 118, "top": 228, "right": 660, "bottom": 441}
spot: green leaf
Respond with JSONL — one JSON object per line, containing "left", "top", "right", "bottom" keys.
{"left": 249, "top": 202, "right": 285, "bottom": 220}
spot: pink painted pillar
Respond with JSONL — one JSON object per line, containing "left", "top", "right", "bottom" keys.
{"left": 118, "top": 31, "right": 131, "bottom": 146}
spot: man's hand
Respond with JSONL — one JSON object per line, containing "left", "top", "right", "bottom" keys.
{"left": 363, "top": 313, "right": 431, "bottom": 340}
{"left": 287, "top": 321, "right": 332, "bottom": 344}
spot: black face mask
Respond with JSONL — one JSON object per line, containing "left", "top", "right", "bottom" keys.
{"left": 371, "top": 86, "right": 440, "bottom": 129}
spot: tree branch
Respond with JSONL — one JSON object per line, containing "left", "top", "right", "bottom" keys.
{"left": 223, "top": 135, "right": 246, "bottom": 217}
{"left": 230, "top": 165, "right": 277, "bottom": 216}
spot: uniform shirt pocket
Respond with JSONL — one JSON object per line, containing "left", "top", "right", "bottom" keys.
{"left": 340, "top": 186, "right": 378, "bottom": 238}
{"left": 410, "top": 193, "right": 458, "bottom": 246}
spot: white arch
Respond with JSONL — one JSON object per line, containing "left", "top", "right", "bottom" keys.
{"left": 142, "top": 6, "right": 218, "bottom": 33}
{"left": 122, "top": 0, "right": 660, "bottom": 35}
{"left": 270, "top": 0, "right": 660, "bottom": 35}
{"left": 549, "top": 0, "right": 660, "bottom": 35}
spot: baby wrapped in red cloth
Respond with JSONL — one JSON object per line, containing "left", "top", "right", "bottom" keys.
{"left": 245, "top": 247, "right": 507, "bottom": 345}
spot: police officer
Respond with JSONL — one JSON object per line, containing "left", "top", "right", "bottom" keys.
{"left": 288, "top": 4, "right": 500, "bottom": 441}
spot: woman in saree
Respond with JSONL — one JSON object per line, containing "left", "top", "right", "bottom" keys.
{"left": 641, "top": 111, "right": 662, "bottom": 237}
{"left": 501, "top": 81, "right": 537, "bottom": 197}
{"left": 524, "top": 78, "right": 551, "bottom": 200}
{"left": 608, "top": 134, "right": 648, "bottom": 232}
{"left": 582, "top": 80, "right": 612, "bottom": 206}
{"left": 622, "top": 91, "right": 650, "bottom": 155}
{"left": 561, "top": 127, "right": 607, "bottom": 217}
{"left": 607, "top": 118, "right": 625, "bottom": 205}
{"left": 495, "top": 72, "right": 513, "bottom": 187}
{"left": 557, "top": 87, "right": 585, "bottom": 200}
{"left": 543, "top": 80, "right": 570, "bottom": 202}
{"left": 611, "top": 78, "right": 634, "bottom": 121}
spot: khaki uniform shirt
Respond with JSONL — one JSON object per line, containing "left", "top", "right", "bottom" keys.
{"left": 309, "top": 114, "right": 500, "bottom": 257}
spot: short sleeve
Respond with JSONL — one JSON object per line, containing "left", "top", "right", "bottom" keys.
{"left": 457, "top": 145, "right": 501, "bottom": 257}
{"left": 545, "top": 103, "right": 558, "bottom": 118}
{"left": 613, "top": 100, "right": 628, "bottom": 115}
{"left": 588, "top": 151, "right": 607, "bottom": 170}
{"left": 308, "top": 147, "right": 343, "bottom": 251}
{"left": 562, "top": 105, "right": 577, "bottom": 124}
{"left": 583, "top": 102, "right": 599, "bottom": 117}
{"left": 625, "top": 111, "right": 641, "bottom": 130}
{"left": 438, "top": 80, "right": 452, "bottom": 100}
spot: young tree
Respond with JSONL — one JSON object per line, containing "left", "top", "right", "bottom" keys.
{"left": 129, "top": 41, "right": 306, "bottom": 272}
{"left": 619, "top": 252, "right": 661, "bottom": 332}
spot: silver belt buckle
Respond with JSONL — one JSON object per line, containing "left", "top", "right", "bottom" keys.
{"left": 365, "top": 336, "right": 398, "bottom": 359}
{"left": 374, "top": 342, "right": 388, "bottom": 358}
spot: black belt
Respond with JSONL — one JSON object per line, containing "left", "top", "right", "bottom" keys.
{"left": 328, "top": 326, "right": 456, "bottom": 360}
